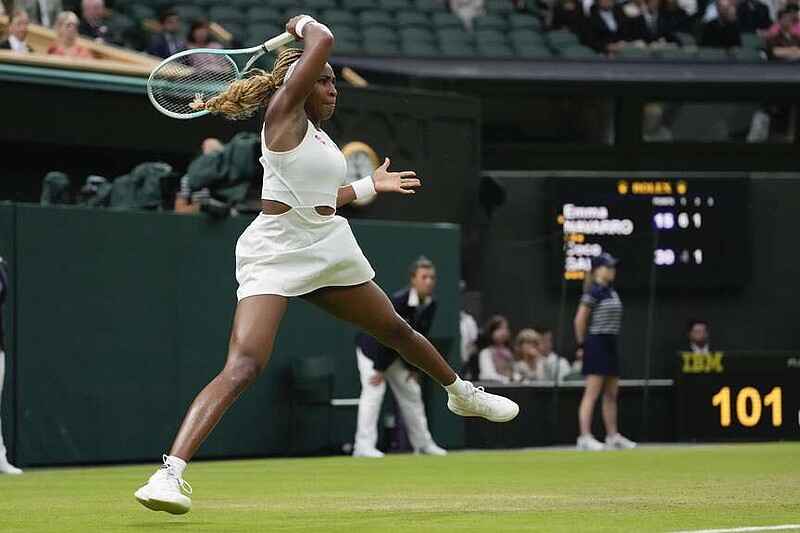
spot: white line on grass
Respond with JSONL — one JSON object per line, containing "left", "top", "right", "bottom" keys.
{"left": 672, "top": 525, "right": 800, "bottom": 533}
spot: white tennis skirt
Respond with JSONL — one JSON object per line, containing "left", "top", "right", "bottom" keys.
{"left": 235, "top": 207, "right": 375, "bottom": 300}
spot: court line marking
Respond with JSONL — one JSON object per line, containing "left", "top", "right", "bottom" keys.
{"left": 671, "top": 525, "right": 800, "bottom": 533}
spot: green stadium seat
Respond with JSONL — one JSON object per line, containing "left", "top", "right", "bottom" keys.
{"left": 396, "top": 11, "right": 431, "bottom": 28}
{"left": 436, "top": 27, "right": 474, "bottom": 44}
{"left": 675, "top": 32, "right": 695, "bottom": 45}
{"left": 360, "top": 10, "right": 394, "bottom": 26}
{"left": 269, "top": 0, "right": 304, "bottom": 8}
{"left": 474, "top": 14, "right": 508, "bottom": 31}
{"left": 402, "top": 40, "right": 439, "bottom": 56}
{"left": 209, "top": 6, "right": 245, "bottom": 24}
{"left": 477, "top": 43, "right": 515, "bottom": 58}
{"left": 322, "top": 9, "right": 358, "bottom": 28}
{"left": 475, "top": 29, "right": 508, "bottom": 46}
{"left": 220, "top": 22, "right": 245, "bottom": 39}
{"left": 379, "top": 0, "right": 412, "bottom": 10}
{"left": 305, "top": 0, "right": 338, "bottom": 10}
{"left": 740, "top": 33, "right": 763, "bottom": 50}
{"left": 341, "top": 0, "right": 377, "bottom": 11}
{"left": 485, "top": 0, "right": 515, "bottom": 13}
{"left": 415, "top": 0, "right": 448, "bottom": 12}
{"left": 509, "top": 13, "right": 542, "bottom": 30}
{"left": 732, "top": 47, "right": 764, "bottom": 61}
{"left": 545, "top": 29, "right": 580, "bottom": 48}
{"left": 247, "top": 7, "right": 281, "bottom": 23}
{"left": 696, "top": 47, "right": 732, "bottom": 61}
{"left": 440, "top": 41, "right": 476, "bottom": 57}
{"left": 364, "top": 40, "right": 401, "bottom": 55}
{"left": 650, "top": 46, "right": 694, "bottom": 60}
{"left": 228, "top": 0, "right": 260, "bottom": 8}
{"left": 399, "top": 27, "right": 436, "bottom": 43}
{"left": 334, "top": 39, "right": 362, "bottom": 54}
{"left": 247, "top": 23, "right": 283, "bottom": 42}
{"left": 514, "top": 42, "right": 553, "bottom": 58}
{"left": 615, "top": 46, "right": 653, "bottom": 59}
{"left": 509, "top": 28, "right": 544, "bottom": 46}
{"left": 127, "top": 4, "right": 156, "bottom": 21}
{"left": 283, "top": 8, "right": 318, "bottom": 20}
{"left": 363, "top": 26, "right": 399, "bottom": 43}
{"left": 331, "top": 26, "right": 361, "bottom": 41}
{"left": 558, "top": 43, "right": 598, "bottom": 58}
{"left": 175, "top": 5, "right": 206, "bottom": 23}
{"left": 432, "top": 12, "right": 464, "bottom": 28}
{"left": 191, "top": 0, "right": 218, "bottom": 7}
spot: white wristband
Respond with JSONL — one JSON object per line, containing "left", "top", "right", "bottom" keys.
{"left": 295, "top": 15, "right": 316, "bottom": 39}
{"left": 351, "top": 176, "right": 377, "bottom": 200}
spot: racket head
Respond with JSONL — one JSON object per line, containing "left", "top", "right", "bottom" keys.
{"left": 147, "top": 49, "right": 241, "bottom": 120}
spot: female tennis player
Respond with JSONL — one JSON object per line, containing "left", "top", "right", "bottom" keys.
{"left": 573, "top": 253, "right": 636, "bottom": 451}
{"left": 135, "top": 15, "right": 519, "bottom": 515}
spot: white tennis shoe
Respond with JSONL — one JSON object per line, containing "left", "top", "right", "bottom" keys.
{"left": 134, "top": 455, "right": 192, "bottom": 515}
{"left": 416, "top": 443, "right": 448, "bottom": 456}
{"left": 0, "top": 457, "right": 22, "bottom": 475}
{"left": 352, "top": 447, "right": 385, "bottom": 458}
{"left": 577, "top": 434, "right": 605, "bottom": 451}
{"left": 447, "top": 381, "right": 519, "bottom": 422}
{"left": 605, "top": 433, "right": 637, "bottom": 450}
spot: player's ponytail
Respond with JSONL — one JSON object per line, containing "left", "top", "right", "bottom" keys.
{"left": 202, "top": 48, "right": 304, "bottom": 120}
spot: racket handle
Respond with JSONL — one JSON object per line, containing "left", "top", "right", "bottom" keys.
{"left": 264, "top": 32, "right": 295, "bottom": 52}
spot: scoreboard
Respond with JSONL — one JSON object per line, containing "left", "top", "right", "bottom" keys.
{"left": 550, "top": 176, "right": 750, "bottom": 289}
{"left": 676, "top": 351, "right": 800, "bottom": 441}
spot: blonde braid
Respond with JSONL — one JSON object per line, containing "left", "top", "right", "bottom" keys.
{"left": 202, "top": 48, "right": 305, "bottom": 121}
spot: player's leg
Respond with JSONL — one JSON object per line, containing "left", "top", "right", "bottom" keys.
{"left": 303, "top": 281, "right": 518, "bottom": 422}
{"left": 384, "top": 360, "right": 445, "bottom": 455}
{"left": 0, "top": 350, "right": 22, "bottom": 474}
{"left": 135, "top": 294, "right": 287, "bottom": 514}
{"left": 353, "top": 348, "right": 388, "bottom": 457}
{"left": 577, "top": 375, "right": 605, "bottom": 450}
{"left": 602, "top": 377, "right": 636, "bottom": 449}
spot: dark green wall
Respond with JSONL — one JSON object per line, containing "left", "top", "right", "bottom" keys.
{"left": 479, "top": 176, "right": 800, "bottom": 379}
{"left": 0, "top": 204, "right": 461, "bottom": 466}
{"left": 0, "top": 205, "right": 16, "bottom": 463}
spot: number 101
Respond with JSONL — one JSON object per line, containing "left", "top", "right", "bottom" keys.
{"left": 712, "top": 386, "right": 782, "bottom": 427}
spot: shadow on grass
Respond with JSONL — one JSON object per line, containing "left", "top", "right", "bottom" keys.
{"left": 125, "top": 522, "right": 216, "bottom": 529}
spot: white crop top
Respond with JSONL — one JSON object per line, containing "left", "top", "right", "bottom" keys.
{"left": 260, "top": 120, "right": 347, "bottom": 209}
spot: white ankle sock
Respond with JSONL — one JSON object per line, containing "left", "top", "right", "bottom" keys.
{"left": 444, "top": 376, "right": 470, "bottom": 396}
{"left": 165, "top": 455, "right": 187, "bottom": 477}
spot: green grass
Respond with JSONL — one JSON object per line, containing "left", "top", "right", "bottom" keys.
{"left": 1, "top": 443, "right": 799, "bottom": 532}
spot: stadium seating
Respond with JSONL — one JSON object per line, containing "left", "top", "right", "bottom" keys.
{"left": 113, "top": 0, "right": 769, "bottom": 63}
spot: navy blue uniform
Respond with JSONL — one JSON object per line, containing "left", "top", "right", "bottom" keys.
{"left": 581, "top": 282, "right": 623, "bottom": 376}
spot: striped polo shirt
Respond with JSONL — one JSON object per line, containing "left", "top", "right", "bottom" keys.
{"left": 581, "top": 283, "right": 623, "bottom": 335}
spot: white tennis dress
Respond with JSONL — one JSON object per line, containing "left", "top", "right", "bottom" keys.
{"left": 235, "top": 120, "right": 375, "bottom": 299}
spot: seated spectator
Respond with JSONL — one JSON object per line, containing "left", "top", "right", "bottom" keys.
{"left": 533, "top": 325, "right": 577, "bottom": 382}
{"left": 19, "top": 0, "right": 62, "bottom": 28}
{"left": 459, "top": 283, "right": 480, "bottom": 379}
{"left": 766, "top": 2, "right": 800, "bottom": 36}
{"left": 450, "top": 0, "right": 485, "bottom": 30}
{"left": 477, "top": 315, "right": 515, "bottom": 383}
{"left": 79, "top": 0, "right": 121, "bottom": 45}
{"left": 766, "top": 6, "right": 800, "bottom": 58}
{"left": 49, "top": 11, "right": 94, "bottom": 58}
{"left": 699, "top": 0, "right": 742, "bottom": 47}
{"left": 588, "top": 0, "right": 626, "bottom": 53}
{"left": 643, "top": 103, "right": 674, "bottom": 141}
{"left": 550, "top": 0, "right": 588, "bottom": 36}
{"left": 0, "top": 9, "right": 32, "bottom": 53}
{"left": 620, "top": 0, "right": 660, "bottom": 43}
{"left": 737, "top": 0, "right": 773, "bottom": 33}
{"left": 512, "top": 329, "right": 542, "bottom": 381}
{"left": 687, "top": 319, "right": 712, "bottom": 353}
{"left": 147, "top": 8, "right": 186, "bottom": 58}
{"left": 659, "top": 0, "right": 692, "bottom": 42}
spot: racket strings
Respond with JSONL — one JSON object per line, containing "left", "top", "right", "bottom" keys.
{"left": 149, "top": 52, "right": 240, "bottom": 117}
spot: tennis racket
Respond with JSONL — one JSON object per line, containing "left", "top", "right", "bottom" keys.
{"left": 147, "top": 32, "right": 296, "bottom": 120}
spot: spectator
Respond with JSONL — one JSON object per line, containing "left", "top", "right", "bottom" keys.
{"left": 48, "top": 11, "right": 94, "bottom": 58}
{"left": 699, "top": 0, "right": 742, "bottom": 47}
{"left": 183, "top": 18, "right": 232, "bottom": 72}
{"left": 353, "top": 256, "right": 447, "bottom": 458}
{"left": 512, "top": 329, "right": 543, "bottom": 381}
{"left": 78, "top": 0, "right": 120, "bottom": 45}
{"left": 0, "top": 256, "right": 22, "bottom": 475}
{"left": 765, "top": 2, "right": 800, "bottom": 36}
{"left": 147, "top": 7, "right": 186, "bottom": 58}
{"left": 620, "top": 0, "right": 661, "bottom": 43}
{"left": 477, "top": 315, "right": 515, "bottom": 383}
{"left": 533, "top": 325, "right": 576, "bottom": 382}
{"left": 459, "top": 282, "right": 479, "bottom": 379}
{"left": 766, "top": 6, "right": 800, "bottom": 59}
{"left": 18, "top": 0, "right": 62, "bottom": 28}
{"left": 0, "top": 9, "right": 32, "bottom": 53}
{"left": 687, "top": 319, "right": 712, "bottom": 353}
{"left": 642, "top": 103, "right": 674, "bottom": 142}
{"left": 449, "top": 0, "right": 485, "bottom": 30}
{"left": 737, "top": 0, "right": 773, "bottom": 33}
{"left": 659, "top": 0, "right": 692, "bottom": 42}
{"left": 588, "top": 0, "right": 626, "bottom": 53}
{"left": 550, "top": 0, "right": 588, "bottom": 36}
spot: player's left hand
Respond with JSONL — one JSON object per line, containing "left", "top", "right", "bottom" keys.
{"left": 372, "top": 158, "right": 421, "bottom": 195}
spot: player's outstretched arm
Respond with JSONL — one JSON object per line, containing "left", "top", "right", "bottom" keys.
{"left": 336, "top": 158, "right": 421, "bottom": 207}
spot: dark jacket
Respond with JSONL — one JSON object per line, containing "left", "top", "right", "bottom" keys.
{"left": 0, "top": 38, "right": 32, "bottom": 52}
{"left": 0, "top": 258, "right": 8, "bottom": 351}
{"left": 356, "top": 288, "right": 438, "bottom": 372}
{"left": 588, "top": 5, "right": 625, "bottom": 51}
{"left": 699, "top": 18, "right": 742, "bottom": 47}
{"left": 737, "top": 0, "right": 772, "bottom": 33}
{"left": 146, "top": 32, "right": 186, "bottom": 58}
